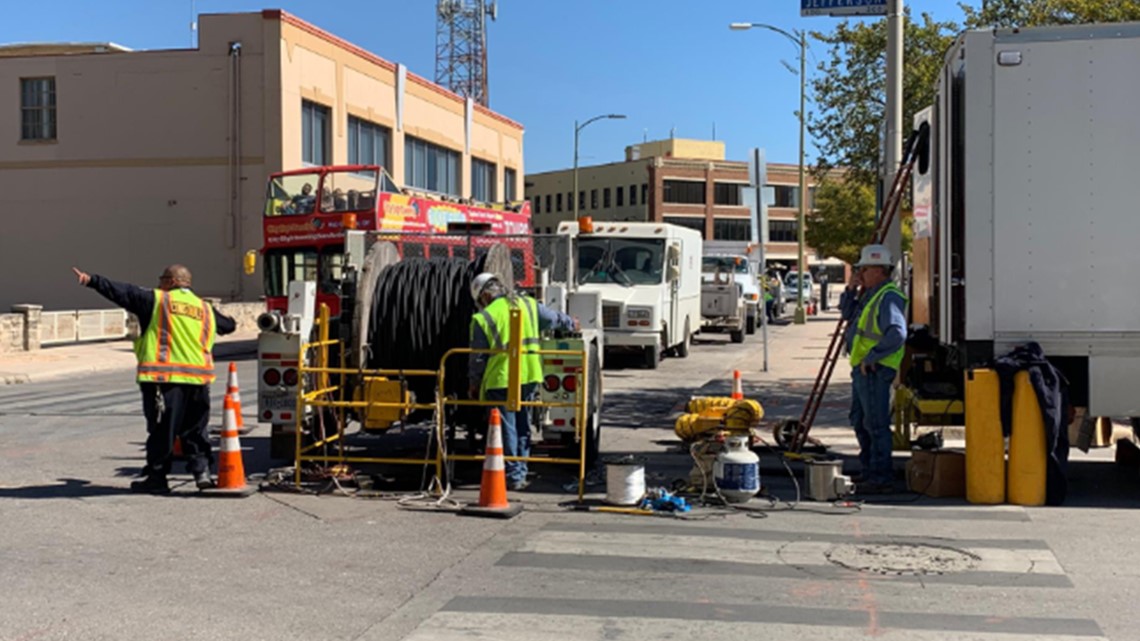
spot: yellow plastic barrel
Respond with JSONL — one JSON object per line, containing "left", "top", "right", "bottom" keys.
{"left": 1008, "top": 371, "right": 1047, "bottom": 506}
{"left": 964, "top": 369, "right": 1005, "bottom": 504}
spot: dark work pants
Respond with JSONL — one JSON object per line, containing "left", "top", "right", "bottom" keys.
{"left": 139, "top": 382, "right": 213, "bottom": 479}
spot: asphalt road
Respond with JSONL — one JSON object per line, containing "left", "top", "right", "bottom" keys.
{"left": 2, "top": 322, "right": 1139, "bottom": 641}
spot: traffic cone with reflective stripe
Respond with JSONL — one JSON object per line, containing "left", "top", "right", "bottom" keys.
{"left": 460, "top": 409, "right": 521, "bottom": 518}
{"left": 731, "top": 370, "right": 744, "bottom": 401}
{"left": 225, "top": 362, "right": 249, "bottom": 434}
{"left": 200, "top": 394, "right": 256, "bottom": 498}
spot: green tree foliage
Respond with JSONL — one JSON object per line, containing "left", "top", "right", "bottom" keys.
{"left": 804, "top": 178, "right": 876, "bottom": 265}
{"left": 962, "top": 0, "right": 1140, "bottom": 28}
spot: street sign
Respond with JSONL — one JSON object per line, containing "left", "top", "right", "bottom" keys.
{"left": 801, "top": 0, "right": 887, "bottom": 17}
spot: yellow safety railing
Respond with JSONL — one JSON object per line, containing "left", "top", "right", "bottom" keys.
{"left": 293, "top": 304, "right": 591, "bottom": 501}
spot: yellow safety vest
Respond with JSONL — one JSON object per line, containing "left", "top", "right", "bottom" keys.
{"left": 135, "top": 288, "right": 217, "bottom": 385}
{"left": 470, "top": 294, "right": 542, "bottom": 399}
{"left": 849, "top": 282, "right": 907, "bottom": 371}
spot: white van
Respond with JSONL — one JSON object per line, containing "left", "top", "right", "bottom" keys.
{"left": 558, "top": 221, "right": 702, "bottom": 369}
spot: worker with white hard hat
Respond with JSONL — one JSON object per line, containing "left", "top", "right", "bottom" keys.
{"left": 468, "top": 273, "right": 578, "bottom": 490}
{"left": 838, "top": 244, "right": 908, "bottom": 494}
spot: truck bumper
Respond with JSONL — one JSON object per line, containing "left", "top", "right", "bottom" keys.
{"left": 603, "top": 330, "right": 659, "bottom": 349}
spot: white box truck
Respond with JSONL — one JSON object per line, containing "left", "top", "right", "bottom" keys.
{"left": 915, "top": 22, "right": 1140, "bottom": 422}
{"left": 557, "top": 221, "right": 702, "bottom": 369}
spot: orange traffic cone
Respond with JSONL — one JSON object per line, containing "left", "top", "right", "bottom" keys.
{"left": 460, "top": 409, "right": 522, "bottom": 518}
{"left": 200, "top": 394, "right": 256, "bottom": 498}
{"left": 225, "top": 362, "right": 251, "bottom": 435}
{"left": 731, "top": 370, "right": 744, "bottom": 401}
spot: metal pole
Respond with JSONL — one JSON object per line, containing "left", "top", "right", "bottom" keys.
{"left": 794, "top": 29, "right": 807, "bottom": 325}
{"left": 573, "top": 120, "right": 580, "bottom": 221}
{"left": 883, "top": 0, "right": 904, "bottom": 264}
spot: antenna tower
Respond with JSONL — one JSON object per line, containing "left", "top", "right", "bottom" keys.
{"left": 435, "top": 0, "right": 497, "bottom": 107}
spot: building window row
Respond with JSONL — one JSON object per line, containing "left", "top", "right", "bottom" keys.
{"left": 302, "top": 100, "right": 332, "bottom": 166}
{"left": 770, "top": 185, "right": 801, "bottom": 208}
{"left": 405, "top": 136, "right": 460, "bottom": 196}
{"left": 663, "top": 180, "right": 705, "bottom": 205}
{"left": 713, "top": 217, "right": 750, "bottom": 241}
{"left": 714, "top": 183, "right": 744, "bottom": 206}
{"left": 504, "top": 168, "right": 517, "bottom": 201}
{"left": 769, "top": 220, "right": 798, "bottom": 242}
{"left": 471, "top": 157, "right": 497, "bottom": 201}
{"left": 21, "top": 77, "right": 56, "bottom": 141}
{"left": 347, "top": 115, "right": 391, "bottom": 170}
{"left": 529, "top": 182, "right": 647, "bottom": 215}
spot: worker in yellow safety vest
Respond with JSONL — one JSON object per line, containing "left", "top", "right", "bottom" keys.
{"left": 838, "top": 245, "right": 908, "bottom": 494}
{"left": 73, "top": 265, "right": 236, "bottom": 494}
{"left": 469, "top": 273, "right": 577, "bottom": 491}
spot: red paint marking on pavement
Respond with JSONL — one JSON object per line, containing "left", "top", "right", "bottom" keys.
{"left": 851, "top": 519, "right": 883, "bottom": 637}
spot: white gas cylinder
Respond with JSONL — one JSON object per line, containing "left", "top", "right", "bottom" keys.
{"left": 714, "top": 435, "right": 760, "bottom": 503}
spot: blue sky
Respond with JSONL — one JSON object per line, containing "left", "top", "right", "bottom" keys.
{"left": 5, "top": 0, "right": 973, "bottom": 172}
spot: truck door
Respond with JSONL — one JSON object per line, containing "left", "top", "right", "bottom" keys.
{"left": 667, "top": 241, "right": 682, "bottom": 347}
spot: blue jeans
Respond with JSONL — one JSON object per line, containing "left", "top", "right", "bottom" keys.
{"left": 484, "top": 383, "right": 538, "bottom": 485}
{"left": 850, "top": 366, "right": 896, "bottom": 485}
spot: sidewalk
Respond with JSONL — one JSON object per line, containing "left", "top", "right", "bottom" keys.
{"left": 0, "top": 331, "right": 259, "bottom": 384}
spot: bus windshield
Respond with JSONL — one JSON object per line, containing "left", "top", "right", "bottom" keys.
{"left": 577, "top": 238, "right": 665, "bottom": 286}
{"left": 264, "top": 169, "right": 383, "bottom": 217}
{"left": 262, "top": 246, "right": 346, "bottom": 297}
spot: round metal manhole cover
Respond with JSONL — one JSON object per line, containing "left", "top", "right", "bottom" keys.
{"left": 825, "top": 542, "right": 979, "bottom": 576}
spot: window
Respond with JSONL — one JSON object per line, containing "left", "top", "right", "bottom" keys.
{"left": 301, "top": 100, "right": 331, "bottom": 166}
{"left": 664, "top": 216, "right": 706, "bottom": 239}
{"left": 663, "top": 180, "right": 705, "bottom": 204}
{"left": 567, "top": 192, "right": 573, "bottom": 211}
{"left": 641, "top": 183, "right": 648, "bottom": 205}
{"left": 556, "top": 193, "right": 563, "bottom": 212}
{"left": 603, "top": 188, "right": 611, "bottom": 208}
{"left": 405, "top": 136, "right": 460, "bottom": 195}
{"left": 808, "top": 185, "right": 817, "bottom": 208}
{"left": 629, "top": 184, "right": 637, "bottom": 206}
{"left": 769, "top": 220, "right": 798, "bottom": 242}
{"left": 590, "top": 189, "right": 598, "bottom": 209}
{"left": 577, "top": 238, "right": 666, "bottom": 285}
{"left": 616, "top": 186, "right": 624, "bottom": 207}
{"left": 713, "top": 218, "right": 750, "bottom": 240}
{"left": 20, "top": 77, "right": 56, "bottom": 141}
{"left": 545, "top": 194, "right": 552, "bottom": 213}
{"left": 579, "top": 191, "right": 586, "bottom": 210}
{"left": 430, "top": 244, "right": 451, "bottom": 260}
{"left": 533, "top": 196, "right": 541, "bottom": 214}
{"left": 264, "top": 249, "right": 317, "bottom": 298}
{"left": 471, "top": 157, "right": 496, "bottom": 201}
{"left": 504, "top": 167, "right": 517, "bottom": 201}
{"left": 714, "top": 183, "right": 744, "bottom": 206}
{"left": 347, "top": 116, "right": 390, "bottom": 170}
{"left": 771, "top": 185, "right": 801, "bottom": 208}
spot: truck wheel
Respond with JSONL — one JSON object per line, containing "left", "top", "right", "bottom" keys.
{"left": 746, "top": 313, "right": 757, "bottom": 335}
{"left": 730, "top": 328, "right": 745, "bottom": 344}
{"left": 643, "top": 345, "right": 660, "bottom": 369}
{"left": 584, "top": 407, "right": 602, "bottom": 469}
{"left": 676, "top": 319, "right": 691, "bottom": 358}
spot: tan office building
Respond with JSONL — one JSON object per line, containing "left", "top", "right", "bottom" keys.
{"left": 525, "top": 138, "right": 840, "bottom": 272}
{"left": 0, "top": 10, "right": 525, "bottom": 310}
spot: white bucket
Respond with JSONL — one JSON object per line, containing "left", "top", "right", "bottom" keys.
{"left": 604, "top": 457, "right": 646, "bottom": 506}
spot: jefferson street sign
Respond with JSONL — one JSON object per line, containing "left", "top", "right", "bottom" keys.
{"left": 801, "top": 0, "right": 888, "bottom": 17}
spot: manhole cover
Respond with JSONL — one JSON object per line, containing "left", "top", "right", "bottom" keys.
{"left": 825, "top": 542, "right": 979, "bottom": 576}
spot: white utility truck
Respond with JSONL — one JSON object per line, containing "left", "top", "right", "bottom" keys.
{"left": 558, "top": 221, "right": 702, "bottom": 369}
{"left": 701, "top": 253, "right": 762, "bottom": 336}
{"left": 913, "top": 23, "right": 1140, "bottom": 426}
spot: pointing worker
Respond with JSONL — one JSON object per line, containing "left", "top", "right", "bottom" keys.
{"left": 839, "top": 245, "right": 908, "bottom": 494}
{"left": 72, "top": 265, "right": 236, "bottom": 494}
{"left": 468, "top": 273, "right": 577, "bottom": 491}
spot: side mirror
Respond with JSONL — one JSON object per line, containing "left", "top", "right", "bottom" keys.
{"left": 667, "top": 264, "right": 681, "bottom": 282}
{"left": 244, "top": 250, "right": 257, "bottom": 276}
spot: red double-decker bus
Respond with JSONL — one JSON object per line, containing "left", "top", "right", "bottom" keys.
{"left": 261, "top": 165, "right": 533, "bottom": 317}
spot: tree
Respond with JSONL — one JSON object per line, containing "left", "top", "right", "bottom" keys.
{"left": 961, "top": 0, "right": 1140, "bottom": 28}
{"left": 806, "top": 11, "right": 957, "bottom": 188}
{"left": 804, "top": 178, "right": 876, "bottom": 265}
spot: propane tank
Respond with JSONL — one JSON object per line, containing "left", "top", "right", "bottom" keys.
{"left": 714, "top": 435, "right": 760, "bottom": 503}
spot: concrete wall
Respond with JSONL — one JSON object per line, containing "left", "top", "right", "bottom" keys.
{"left": 0, "top": 313, "right": 23, "bottom": 353}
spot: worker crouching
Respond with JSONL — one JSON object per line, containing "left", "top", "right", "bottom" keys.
{"left": 468, "top": 273, "right": 577, "bottom": 491}
{"left": 840, "top": 245, "right": 908, "bottom": 494}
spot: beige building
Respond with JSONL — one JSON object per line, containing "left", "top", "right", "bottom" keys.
{"left": 526, "top": 138, "right": 842, "bottom": 273}
{"left": 0, "top": 10, "right": 525, "bottom": 310}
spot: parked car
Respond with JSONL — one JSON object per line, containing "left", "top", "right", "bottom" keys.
{"left": 784, "top": 271, "right": 815, "bottom": 305}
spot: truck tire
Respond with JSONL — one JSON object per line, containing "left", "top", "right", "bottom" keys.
{"left": 746, "top": 313, "right": 757, "bottom": 335}
{"left": 644, "top": 345, "right": 660, "bottom": 369}
{"left": 675, "top": 319, "right": 691, "bottom": 358}
{"left": 730, "top": 328, "right": 745, "bottom": 344}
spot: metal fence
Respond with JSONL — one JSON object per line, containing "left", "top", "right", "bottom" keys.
{"left": 40, "top": 310, "right": 129, "bottom": 346}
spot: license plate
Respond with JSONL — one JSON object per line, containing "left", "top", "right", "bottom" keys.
{"left": 261, "top": 393, "right": 295, "bottom": 412}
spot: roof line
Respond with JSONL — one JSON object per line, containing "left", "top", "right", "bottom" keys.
{"left": 262, "top": 9, "right": 523, "bottom": 132}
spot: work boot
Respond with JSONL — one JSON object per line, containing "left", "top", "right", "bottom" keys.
{"left": 130, "top": 476, "right": 171, "bottom": 495}
{"left": 193, "top": 471, "right": 216, "bottom": 490}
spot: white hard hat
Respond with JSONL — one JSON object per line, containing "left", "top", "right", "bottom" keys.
{"left": 855, "top": 244, "right": 893, "bottom": 268}
{"left": 470, "top": 272, "right": 500, "bottom": 303}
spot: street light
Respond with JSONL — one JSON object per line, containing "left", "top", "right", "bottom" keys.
{"left": 730, "top": 21, "right": 808, "bottom": 325}
{"left": 573, "top": 114, "right": 626, "bottom": 222}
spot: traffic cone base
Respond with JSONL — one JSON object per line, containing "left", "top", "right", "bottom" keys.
{"left": 460, "top": 408, "right": 522, "bottom": 519}
{"left": 199, "top": 394, "right": 256, "bottom": 498}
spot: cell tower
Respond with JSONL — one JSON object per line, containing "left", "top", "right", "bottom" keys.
{"left": 435, "top": 0, "right": 497, "bottom": 107}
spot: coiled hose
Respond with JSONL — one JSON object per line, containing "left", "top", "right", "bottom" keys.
{"left": 364, "top": 255, "right": 489, "bottom": 420}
